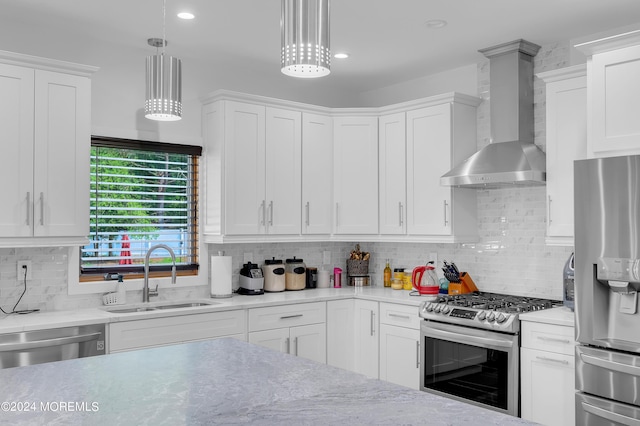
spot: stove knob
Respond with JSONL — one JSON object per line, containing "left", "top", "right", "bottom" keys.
{"left": 426, "top": 303, "right": 435, "bottom": 312}
{"left": 434, "top": 305, "right": 443, "bottom": 313}
{"left": 498, "top": 313, "right": 510, "bottom": 324}
{"left": 496, "top": 313, "right": 506, "bottom": 323}
{"left": 487, "top": 312, "right": 496, "bottom": 322}
{"left": 477, "top": 311, "right": 487, "bottom": 321}
{"left": 442, "top": 306, "right": 450, "bottom": 314}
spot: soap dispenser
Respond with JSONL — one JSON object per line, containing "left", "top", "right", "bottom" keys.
{"left": 116, "top": 275, "right": 127, "bottom": 305}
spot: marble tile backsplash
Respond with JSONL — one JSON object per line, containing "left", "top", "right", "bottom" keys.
{"left": 0, "top": 40, "right": 574, "bottom": 312}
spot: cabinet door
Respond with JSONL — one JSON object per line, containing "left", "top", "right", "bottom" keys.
{"left": 265, "top": 107, "right": 301, "bottom": 235}
{"left": 248, "top": 328, "right": 290, "bottom": 354}
{"left": 291, "top": 323, "right": 326, "bottom": 364}
{"left": 333, "top": 116, "right": 378, "bottom": 234}
{"left": 378, "top": 112, "right": 406, "bottom": 235}
{"left": 326, "top": 299, "right": 355, "bottom": 370}
{"left": 224, "top": 101, "right": 266, "bottom": 235}
{"left": 0, "top": 63, "right": 34, "bottom": 237}
{"left": 521, "top": 347, "right": 575, "bottom": 426}
{"left": 33, "top": 70, "right": 90, "bottom": 237}
{"left": 302, "top": 113, "right": 333, "bottom": 234}
{"left": 406, "top": 104, "right": 452, "bottom": 235}
{"left": 379, "top": 324, "right": 420, "bottom": 389}
{"left": 591, "top": 44, "right": 640, "bottom": 157}
{"left": 546, "top": 76, "right": 587, "bottom": 241}
{"left": 353, "top": 299, "right": 379, "bottom": 379}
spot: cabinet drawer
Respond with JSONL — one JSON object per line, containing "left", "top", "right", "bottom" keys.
{"left": 521, "top": 321, "right": 574, "bottom": 355}
{"left": 109, "top": 310, "right": 246, "bottom": 352}
{"left": 379, "top": 303, "right": 420, "bottom": 329}
{"left": 248, "top": 302, "right": 326, "bottom": 332}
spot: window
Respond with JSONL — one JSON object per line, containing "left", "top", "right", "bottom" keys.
{"left": 81, "top": 136, "right": 201, "bottom": 279}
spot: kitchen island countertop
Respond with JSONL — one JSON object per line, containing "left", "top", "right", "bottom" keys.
{"left": 0, "top": 338, "right": 535, "bottom": 426}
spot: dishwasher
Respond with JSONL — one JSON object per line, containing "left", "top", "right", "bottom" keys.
{"left": 0, "top": 324, "right": 106, "bottom": 369}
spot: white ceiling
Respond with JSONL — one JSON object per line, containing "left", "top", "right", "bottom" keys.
{"left": 3, "top": 0, "right": 640, "bottom": 95}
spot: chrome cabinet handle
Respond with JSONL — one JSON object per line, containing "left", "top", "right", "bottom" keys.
{"left": 260, "top": 200, "right": 266, "bottom": 226}
{"left": 370, "top": 311, "right": 376, "bottom": 336}
{"left": 399, "top": 202, "right": 403, "bottom": 226}
{"left": 443, "top": 200, "right": 449, "bottom": 227}
{"left": 548, "top": 195, "right": 552, "bottom": 224}
{"left": 305, "top": 202, "right": 310, "bottom": 226}
{"left": 39, "top": 192, "right": 44, "bottom": 226}
{"left": 268, "top": 201, "right": 273, "bottom": 226}
{"left": 285, "top": 337, "right": 290, "bottom": 354}
{"left": 280, "top": 314, "right": 303, "bottom": 320}
{"left": 416, "top": 341, "right": 420, "bottom": 369}
{"left": 535, "top": 356, "right": 569, "bottom": 365}
{"left": 294, "top": 336, "right": 298, "bottom": 356}
{"left": 537, "top": 336, "right": 571, "bottom": 344}
{"left": 26, "top": 192, "right": 31, "bottom": 226}
{"left": 388, "top": 313, "right": 411, "bottom": 320}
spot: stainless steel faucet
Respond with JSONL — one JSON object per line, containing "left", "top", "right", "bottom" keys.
{"left": 143, "top": 244, "right": 177, "bottom": 302}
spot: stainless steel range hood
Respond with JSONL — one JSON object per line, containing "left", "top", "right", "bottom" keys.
{"left": 441, "top": 39, "right": 546, "bottom": 188}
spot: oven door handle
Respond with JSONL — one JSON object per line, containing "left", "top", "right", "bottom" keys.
{"left": 423, "top": 326, "right": 514, "bottom": 350}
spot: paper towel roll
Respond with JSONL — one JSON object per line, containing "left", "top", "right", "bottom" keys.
{"left": 211, "top": 256, "right": 233, "bottom": 298}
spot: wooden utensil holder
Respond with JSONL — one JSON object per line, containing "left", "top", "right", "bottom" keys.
{"left": 447, "top": 272, "right": 478, "bottom": 295}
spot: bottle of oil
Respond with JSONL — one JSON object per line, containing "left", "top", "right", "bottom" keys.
{"left": 383, "top": 259, "right": 392, "bottom": 287}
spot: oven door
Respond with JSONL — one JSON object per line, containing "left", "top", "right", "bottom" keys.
{"left": 420, "top": 320, "right": 519, "bottom": 416}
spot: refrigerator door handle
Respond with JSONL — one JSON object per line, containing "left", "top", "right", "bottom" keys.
{"left": 581, "top": 401, "right": 640, "bottom": 426}
{"left": 580, "top": 352, "right": 640, "bottom": 377}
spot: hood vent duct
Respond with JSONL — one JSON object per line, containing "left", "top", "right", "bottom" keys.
{"left": 441, "top": 39, "right": 547, "bottom": 188}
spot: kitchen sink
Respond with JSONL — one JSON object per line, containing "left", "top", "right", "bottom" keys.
{"left": 105, "top": 300, "right": 219, "bottom": 314}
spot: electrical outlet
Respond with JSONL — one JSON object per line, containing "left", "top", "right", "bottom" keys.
{"left": 17, "top": 260, "right": 33, "bottom": 280}
{"left": 243, "top": 252, "right": 253, "bottom": 263}
{"left": 323, "top": 251, "right": 331, "bottom": 265}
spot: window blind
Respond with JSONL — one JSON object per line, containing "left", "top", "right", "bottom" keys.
{"left": 81, "top": 138, "right": 199, "bottom": 275}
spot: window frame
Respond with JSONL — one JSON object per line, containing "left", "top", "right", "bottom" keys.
{"left": 70, "top": 136, "right": 206, "bottom": 294}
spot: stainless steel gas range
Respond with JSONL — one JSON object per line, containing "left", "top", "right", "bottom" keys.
{"left": 418, "top": 292, "right": 560, "bottom": 417}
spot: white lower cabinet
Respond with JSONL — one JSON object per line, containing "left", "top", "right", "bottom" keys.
{"left": 248, "top": 302, "right": 326, "bottom": 364}
{"left": 108, "top": 310, "right": 246, "bottom": 353}
{"left": 378, "top": 303, "right": 420, "bottom": 389}
{"left": 520, "top": 320, "right": 575, "bottom": 426}
{"left": 353, "top": 299, "right": 379, "bottom": 379}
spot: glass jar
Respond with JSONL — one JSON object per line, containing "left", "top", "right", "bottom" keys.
{"left": 285, "top": 257, "right": 306, "bottom": 291}
{"left": 403, "top": 268, "right": 413, "bottom": 290}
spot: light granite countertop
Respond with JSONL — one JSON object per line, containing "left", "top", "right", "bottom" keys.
{"left": 0, "top": 338, "right": 535, "bottom": 426}
{"left": 0, "top": 287, "right": 427, "bottom": 334}
{"left": 519, "top": 306, "right": 574, "bottom": 327}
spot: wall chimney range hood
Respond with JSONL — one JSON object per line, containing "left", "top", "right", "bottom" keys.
{"left": 441, "top": 39, "right": 546, "bottom": 188}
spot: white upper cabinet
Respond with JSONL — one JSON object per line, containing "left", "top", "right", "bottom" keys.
{"left": 221, "top": 101, "right": 302, "bottom": 236}
{"left": 265, "top": 107, "right": 302, "bottom": 235}
{"left": 378, "top": 112, "right": 406, "bottom": 235}
{"left": 406, "top": 96, "right": 479, "bottom": 240}
{"left": 333, "top": 116, "right": 379, "bottom": 235}
{"left": 223, "top": 101, "right": 267, "bottom": 235}
{"left": 576, "top": 31, "right": 640, "bottom": 157}
{"left": 302, "top": 112, "right": 333, "bottom": 235}
{"left": 538, "top": 65, "right": 587, "bottom": 246}
{"left": 0, "top": 52, "right": 95, "bottom": 246}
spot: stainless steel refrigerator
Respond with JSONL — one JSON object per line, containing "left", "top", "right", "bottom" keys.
{"left": 575, "top": 155, "right": 640, "bottom": 425}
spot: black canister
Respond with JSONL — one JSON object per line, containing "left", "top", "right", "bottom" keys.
{"left": 306, "top": 267, "right": 318, "bottom": 288}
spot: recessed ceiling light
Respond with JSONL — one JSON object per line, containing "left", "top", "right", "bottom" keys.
{"left": 177, "top": 12, "right": 195, "bottom": 20}
{"left": 334, "top": 52, "right": 349, "bottom": 59}
{"left": 424, "top": 19, "right": 447, "bottom": 29}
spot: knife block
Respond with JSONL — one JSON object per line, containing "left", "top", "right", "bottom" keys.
{"left": 448, "top": 272, "right": 478, "bottom": 295}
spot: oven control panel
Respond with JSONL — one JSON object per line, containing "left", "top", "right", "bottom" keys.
{"left": 419, "top": 301, "right": 516, "bottom": 332}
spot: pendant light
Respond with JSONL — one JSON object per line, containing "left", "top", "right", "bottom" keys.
{"left": 281, "top": 0, "right": 331, "bottom": 78}
{"left": 145, "top": 0, "right": 182, "bottom": 121}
